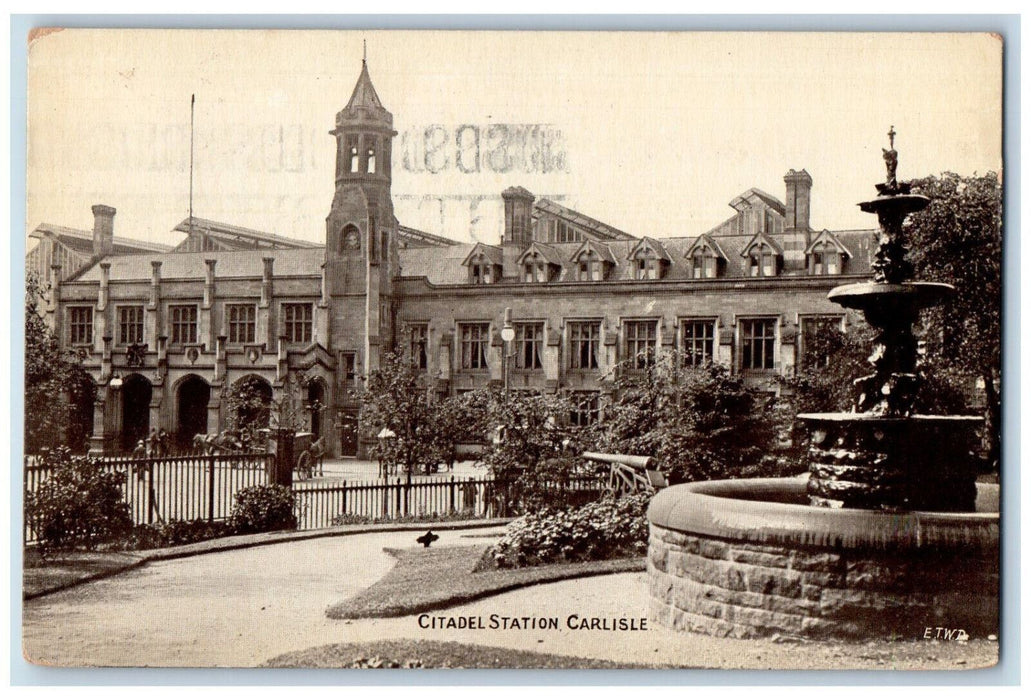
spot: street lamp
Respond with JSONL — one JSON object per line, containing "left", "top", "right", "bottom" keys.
{"left": 109, "top": 373, "right": 123, "bottom": 389}
{"left": 500, "top": 307, "right": 516, "bottom": 393}
{"left": 376, "top": 427, "right": 396, "bottom": 479}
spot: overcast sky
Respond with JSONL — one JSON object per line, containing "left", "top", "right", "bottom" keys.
{"left": 27, "top": 30, "right": 1002, "bottom": 247}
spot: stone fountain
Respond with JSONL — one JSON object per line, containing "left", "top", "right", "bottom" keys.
{"left": 647, "top": 131, "right": 999, "bottom": 640}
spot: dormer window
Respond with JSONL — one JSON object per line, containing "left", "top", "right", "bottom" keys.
{"left": 575, "top": 250, "right": 605, "bottom": 281}
{"left": 628, "top": 238, "right": 670, "bottom": 280}
{"left": 463, "top": 244, "right": 503, "bottom": 285}
{"left": 805, "top": 231, "right": 851, "bottom": 276}
{"left": 632, "top": 251, "right": 665, "bottom": 280}
{"left": 691, "top": 250, "right": 718, "bottom": 279}
{"left": 522, "top": 252, "right": 551, "bottom": 283}
{"left": 472, "top": 261, "right": 494, "bottom": 284}
{"left": 367, "top": 147, "right": 376, "bottom": 173}
{"left": 748, "top": 243, "right": 780, "bottom": 277}
{"left": 809, "top": 242, "right": 840, "bottom": 275}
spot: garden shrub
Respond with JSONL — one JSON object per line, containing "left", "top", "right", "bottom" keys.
{"left": 124, "top": 519, "right": 237, "bottom": 550}
{"left": 229, "top": 484, "right": 297, "bottom": 534}
{"left": 488, "top": 493, "right": 650, "bottom": 569}
{"left": 25, "top": 447, "right": 133, "bottom": 555}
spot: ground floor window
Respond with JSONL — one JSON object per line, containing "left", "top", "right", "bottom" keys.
{"left": 740, "top": 318, "right": 777, "bottom": 370}
{"left": 569, "top": 391, "right": 601, "bottom": 426}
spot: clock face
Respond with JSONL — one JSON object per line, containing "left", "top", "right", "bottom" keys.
{"left": 344, "top": 229, "right": 361, "bottom": 250}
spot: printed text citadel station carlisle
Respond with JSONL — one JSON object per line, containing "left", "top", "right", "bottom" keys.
{"left": 418, "top": 613, "right": 650, "bottom": 632}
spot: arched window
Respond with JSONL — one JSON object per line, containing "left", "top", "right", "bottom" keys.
{"left": 633, "top": 246, "right": 661, "bottom": 280}
{"left": 470, "top": 254, "right": 494, "bottom": 284}
{"left": 576, "top": 250, "right": 604, "bottom": 281}
{"left": 749, "top": 243, "right": 778, "bottom": 277}
{"left": 809, "top": 242, "right": 840, "bottom": 275}
{"left": 523, "top": 253, "right": 549, "bottom": 283}
{"left": 349, "top": 146, "right": 359, "bottom": 173}
{"left": 367, "top": 147, "right": 376, "bottom": 174}
{"left": 691, "top": 247, "right": 718, "bottom": 279}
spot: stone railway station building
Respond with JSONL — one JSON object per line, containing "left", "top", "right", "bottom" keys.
{"left": 29, "top": 60, "right": 874, "bottom": 457}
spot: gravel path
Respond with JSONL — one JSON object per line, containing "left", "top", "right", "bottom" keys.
{"left": 23, "top": 533, "right": 998, "bottom": 670}
{"left": 22, "top": 529, "right": 492, "bottom": 668}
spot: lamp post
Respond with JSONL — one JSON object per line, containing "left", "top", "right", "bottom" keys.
{"left": 377, "top": 427, "right": 396, "bottom": 479}
{"left": 501, "top": 307, "right": 516, "bottom": 393}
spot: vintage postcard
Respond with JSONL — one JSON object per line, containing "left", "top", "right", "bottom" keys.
{"left": 21, "top": 29, "right": 1003, "bottom": 671}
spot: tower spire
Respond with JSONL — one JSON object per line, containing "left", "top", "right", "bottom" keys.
{"left": 363, "top": 39, "right": 367, "bottom": 64}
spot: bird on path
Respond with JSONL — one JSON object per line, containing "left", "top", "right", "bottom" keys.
{"left": 416, "top": 530, "right": 439, "bottom": 548}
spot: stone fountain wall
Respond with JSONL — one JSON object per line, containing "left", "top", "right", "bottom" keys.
{"left": 647, "top": 478, "right": 999, "bottom": 640}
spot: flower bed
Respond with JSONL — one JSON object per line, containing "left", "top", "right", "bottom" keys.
{"left": 488, "top": 493, "right": 650, "bottom": 569}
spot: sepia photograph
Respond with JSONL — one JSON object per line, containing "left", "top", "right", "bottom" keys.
{"left": 19, "top": 28, "right": 1003, "bottom": 671}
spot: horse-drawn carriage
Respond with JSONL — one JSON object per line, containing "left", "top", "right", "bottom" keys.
{"left": 292, "top": 432, "right": 326, "bottom": 480}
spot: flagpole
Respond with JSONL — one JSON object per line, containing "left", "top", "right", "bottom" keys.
{"left": 189, "top": 94, "right": 195, "bottom": 237}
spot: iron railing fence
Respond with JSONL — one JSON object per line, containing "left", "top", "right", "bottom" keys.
{"left": 291, "top": 475, "right": 609, "bottom": 531}
{"left": 23, "top": 452, "right": 272, "bottom": 544}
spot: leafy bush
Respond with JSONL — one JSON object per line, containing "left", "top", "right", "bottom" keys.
{"left": 229, "top": 484, "right": 297, "bottom": 534}
{"left": 25, "top": 447, "right": 133, "bottom": 554}
{"left": 488, "top": 493, "right": 650, "bottom": 569}
{"left": 330, "top": 509, "right": 478, "bottom": 527}
{"left": 122, "top": 519, "right": 237, "bottom": 550}
{"left": 595, "top": 355, "right": 780, "bottom": 484}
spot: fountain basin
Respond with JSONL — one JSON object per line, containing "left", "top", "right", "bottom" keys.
{"left": 828, "top": 281, "right": 954, "bottom": 312}
{"left": 799, "top": 413, "right": 984, "bottom": 511}
{"left": 647, "top": 476, "right": 998, "bottom": 640}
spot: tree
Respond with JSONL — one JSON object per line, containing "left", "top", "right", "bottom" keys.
{"left": 597, "top": 352, "right": 783, "bottom": 484}
{"left": 357, "top": 349, "right": 442, "bottom": 476}
{"left": 24, "top": 274, "right": 95, "bottom": 453}
{"left": 906, "top": 171, "right": 1002, "bottom": 468}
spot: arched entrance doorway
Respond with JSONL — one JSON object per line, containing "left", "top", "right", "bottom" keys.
{"left": 307, "top": 379, "right": 326, "bottom": 439}
{"left": 176, "top": 375, "right": 211, "bottom": 449}
{"left": 121, "top": 374, "right": 152, "bottom": 452}
{"left": 230, "top": 375, "right": 273, "bottom": 448}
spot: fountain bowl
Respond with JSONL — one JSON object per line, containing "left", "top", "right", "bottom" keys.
{"left": 647, "top": 476, "right": 998, "bottom": 640}
{"left": 828, "top": 281, "right": 955, "bottom": 313}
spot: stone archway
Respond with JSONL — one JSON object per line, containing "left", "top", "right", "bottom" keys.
{"left": 121, "top": 373, "right": 152, "bottom": 452}
{"left": 306, "top": 379, "right": 327, "bottom": 439}
{"left": 230, "top": 375, "right": 273, "bottom": 444}
{"left": 176, "top": 374, "right": 211, "bottom": 448}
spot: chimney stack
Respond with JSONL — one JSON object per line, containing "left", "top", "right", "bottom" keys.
{"left": 92, "top": 204, "right": 116, "bottom": 257}
{"left": 782, "top": 170, "right": 813, "bottom": 271}
{"left": 783, "top": 170, "right": 812, "bottom": 232}
{"left": 501, "top": 186, "right": 535, "bottom": 278}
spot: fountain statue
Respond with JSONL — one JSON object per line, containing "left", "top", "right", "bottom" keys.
{"left": 646, "top": 131, "right": 998, "bottom": 640}
{"left": 800, "top": 127, "right": 982, "bottom": 512}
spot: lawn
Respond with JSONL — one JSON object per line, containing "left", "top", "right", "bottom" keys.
{"left": 325, "top": 544, "right": 644, "bottom": 619}
{"left": 23, "top": 549, "right": 144, "bottom": 598}
{"left": 262, "top": 639, "right": 657, "bottom": 669}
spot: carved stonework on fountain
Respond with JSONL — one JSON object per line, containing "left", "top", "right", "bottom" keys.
{"left": 799, "top": 128, "right": 982, "bottom": 511}
{"left": 647, "top": 129, "right": 998, "bottom": 640}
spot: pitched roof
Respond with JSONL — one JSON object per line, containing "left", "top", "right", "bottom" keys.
{"left": 805, "top": 229, "right": 854, "bottom": 258}
{"left": 346, "top": 60, "right": 385, "bottom": 112}
{"left": 684, "top": 233, "right": 728, "bottom": 260}
{"left": 729, "top": 188, "right": 786, "bottom": 215}
{"left": 30, "top": 223, "right": 173, "bottom": 255}
{"left": 172, "top": 217, "right": 320, "bottom": 250}
{"left": 402, "top": 243, "right": 479, "bottom": 285}
{"left": 397, "top": 225, "right": 463, "bottom": 248}
{"left": 628, "top": 236, "right": 672, "bottom": 261}
{"left": 517, "top": 241, "right": 564, "bottom": 266}
{"left": 459, "top": 242, "right": 503, "bottom": 268}
{"left": 533, "top": 198, "right": 637, "bottom": 241}
{"left": 740, "top": 232, "right": 785, "bottom": 257}
{"left": 76, "top": 247, "right": 326, "bottom": 282}
{"left": 569, "top": 239, "right": 617, "bottom": 265}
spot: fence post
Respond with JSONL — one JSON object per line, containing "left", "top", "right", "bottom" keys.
{"left": 207, "top": 454, "right": 216, "bottom": 522}
{"left": 147, "top": 462, "right": 156, "bottom": 525}
{"left": 395, "top": 477, "right": 402, "bottom": 517}
{"left": 449, "top": 475, "right": 456, "bottom": 513}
